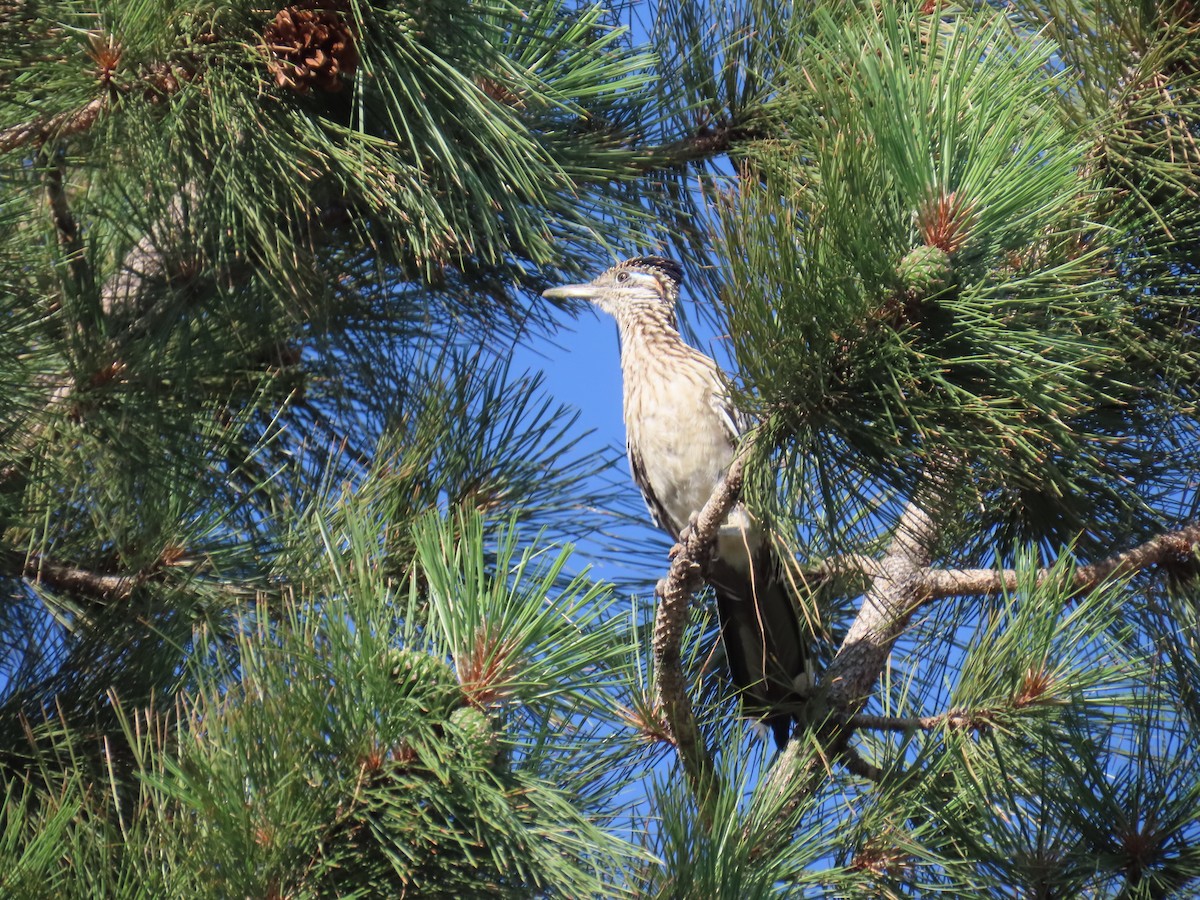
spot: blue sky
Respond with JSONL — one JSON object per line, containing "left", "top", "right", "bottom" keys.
{"left": 514, "top": 302, "right": 627, "bottom": 471}
{"left": 510, "top": 290, "right": 655, "bottom": 585}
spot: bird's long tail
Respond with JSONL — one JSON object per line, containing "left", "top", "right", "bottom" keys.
{"left": 709, "top": 555, "right": 810, "bottom": 749}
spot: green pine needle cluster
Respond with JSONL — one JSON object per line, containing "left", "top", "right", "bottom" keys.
{"left": 3, "top": 510, "right": 654, "bottom": 897}
{"left": 717, "top": 3, "right": 1200, "bottom": 558}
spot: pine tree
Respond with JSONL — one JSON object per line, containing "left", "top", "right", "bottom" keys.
{"left": 2, "top": 1, "right": 1199, "bottom": 897}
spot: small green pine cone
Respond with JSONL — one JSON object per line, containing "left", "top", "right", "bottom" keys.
{"left": 386, "top": 647, "right": 461, "bottom": 715}
{"left": 448, "top": 705, "right": 499, "bottom": 764}
{"left": 898, "top": 245, "right": 954, "bottom": 298}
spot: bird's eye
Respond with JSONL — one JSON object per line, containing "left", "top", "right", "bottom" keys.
{"left": 616, "top": 272, "right": 630, "bottom": 283}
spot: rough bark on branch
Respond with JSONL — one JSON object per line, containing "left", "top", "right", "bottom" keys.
{"left": 760, "top": 463, "right": 953, "bottom": 827}
{"left": 805, "top": 552, "right": 885, "bottom": 584}
{"left": 923, "top": 521, "right": 1200, "bottom": 600}
{"left": 762, "top": 483, "right": 1200, "bottom": 827}
{"left": 4, "top": 549, "right": 136, "bottom": 602}
{"left": 653, "top": 451, "right": 749, "bottom": 809}
{"left": 0, "top": 97, "right": 107, "bottom": 155}
{"left": 850, "top": 709, "right": 981, "bottom": 734}
{"left": 825, "top": 472, "right": 948, "bottom": 714}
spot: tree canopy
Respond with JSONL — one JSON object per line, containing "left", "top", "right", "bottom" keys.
{"left": 2, "top": 0, "right": 1200, "bottom": 896}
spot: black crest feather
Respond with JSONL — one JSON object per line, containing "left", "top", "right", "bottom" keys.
{"left": 623, "top": 256, "right": 683, "bottom": 286}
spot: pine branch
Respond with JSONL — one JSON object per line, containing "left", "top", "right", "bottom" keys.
{"left": 0, "top": 203, "right": 182, "bottom": 491}
{"left": 807, "top": 553, "right": 885, "bottom": 583}
{"left": 807, "top": 521, "right": 1200, "bottom": 602}
{"left": 923, "top": 521, "right": 1200, "bottom": 599}
{"left": 638, "top": 120, "right": 764, "bottom": 169}
{"left": 41, "top": 149, "right": 92, "bottom": 295}
{"left": 4, "top": 546, "right": 253, "bottom": 609}
{"left": 42, "top": 155, "right": 79, "bottom": 245}
{"left": 101, "top": 189, "right": 193, "bottom": 321}
{"left": 759, "top": 491, "right": 1200, "bottom": 827}
{"left": 759, "top": 461, "right": 954, "bottom": 833}
{"left": 755, "top": 490, "right": 1200, "bottom": 836}
{"left": 841, "top": 743, "right": 884, "bottom": 782}
{"left": 850, "top": 709, "right": 987, "bottom": 734}
{"left": 0, "top": 98, "right": 107, "bottom": 155}
{"left": 3, "top": 549, "right": 136, "bottom": 602}
{"left": 824, "top": 466, "right": 950, "bottom": 713}
{"left": 653, "top": 452, "right": 750, "bottom": 813}
{"left": 0, "top": 149, "right": 145, "bottom": 491}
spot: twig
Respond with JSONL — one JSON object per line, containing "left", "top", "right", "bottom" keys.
{"left": 1, "top": 54, "right": 196, "bottom": 157}
{"left": 921, "top": 520, "right": 1200, "bottom": 600}
{"left": 41, "top": 148, "right": 94, "bottom": 298}
{"left": 841, "top": 744, "right": 883, "bottom": 782}
{"left": 804, "top": 552, "right": 885, "bottom": 583}
{"left": 0, "top": 97, "right": 107, "bottom": 155}
{"left": 1077, "top": 521, "right": 1200, "bottom": 583}
{"left": 849, "top": 709, "right": 981, "bottom": 734}
{"left": 653, "top": 451, "right": 749, "bottom": 812}
{"left": 643, "top": 122, "right": 742, "bottom": 166}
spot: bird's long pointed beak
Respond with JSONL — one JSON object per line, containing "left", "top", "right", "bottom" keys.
{"left": 541, "top": 283, "right": 599, "bottom": 301}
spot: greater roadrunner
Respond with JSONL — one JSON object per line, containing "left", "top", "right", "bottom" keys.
{"left": 544, "top": 256, "right": 809, "bottom": 747}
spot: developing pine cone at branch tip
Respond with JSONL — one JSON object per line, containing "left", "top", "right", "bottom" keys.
{"left": 387, "top": 647, "right": 462, "bottom": 715}
{"left": 898, "top": 244, "right": 954, "bottom": 299}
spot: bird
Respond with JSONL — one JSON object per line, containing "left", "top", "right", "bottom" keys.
{"left": 543, "top": 256, "right": 810, "bottom": 747}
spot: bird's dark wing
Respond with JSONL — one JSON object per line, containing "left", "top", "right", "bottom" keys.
{"left": 628, "top": 441, "right": 681, "bottom": 537}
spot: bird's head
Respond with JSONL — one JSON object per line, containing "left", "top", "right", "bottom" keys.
{"left": 542, "top": 256, "right": 683, "bottom": 321}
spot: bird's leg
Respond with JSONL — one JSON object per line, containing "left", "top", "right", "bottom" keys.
{"left": 668, "top": 511, "right": 701, "bottom": 560}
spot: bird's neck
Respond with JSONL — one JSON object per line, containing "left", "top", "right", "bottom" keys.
{"left": 614, "top": 305, "right": 683, "bottom": 372}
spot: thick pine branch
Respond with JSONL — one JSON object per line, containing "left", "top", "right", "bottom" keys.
{"left": 765, "top": 498, "right": 1200, "bottom": 821}
{"left": 4, "top": 549, "right": 137, "bottom": 602}
{"left": 652, "top": 452, "right": 750, "bottom": 812}
{"left": 823, "top": 467, "right": 949, "bottom": 714}
{"left": 655, "top": 457, "right": 1200, "bottom": 808}
{"left": 760, "top": 464, "right": 952, "bottom": 830}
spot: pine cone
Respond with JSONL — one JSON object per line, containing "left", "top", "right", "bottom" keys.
{"left": 448, "top": 705, "right": 499, "bottom": 765}
{"left": 264, "top": 3, "right": 357, "bottom": 95}
{"left": 898, "top": 244, "right": 954, "bottom": 299}
{"left": 387, "top": 647, "right": 461, "bottom": 716}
